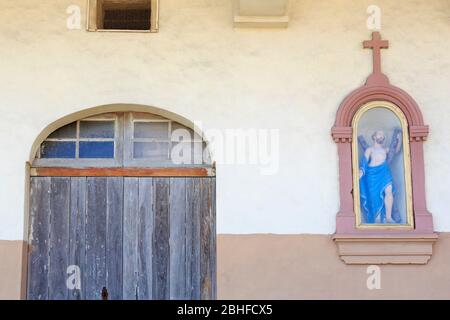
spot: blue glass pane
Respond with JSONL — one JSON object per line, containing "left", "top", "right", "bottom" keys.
{"left": 79, "top": 141, "right": 114, "bottom": 159}
{"left": 41, "top": 141, "right": 76, "bottom": 158}
{"left": 48, "top": 122, "right": 77, "bottom": 139}
{"left": 80, "top": 121, "right": 115, "bottom": 138}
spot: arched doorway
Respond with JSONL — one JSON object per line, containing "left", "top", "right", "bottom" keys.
{"left": 27, "top": 109, "right": 216, "bottom": 300}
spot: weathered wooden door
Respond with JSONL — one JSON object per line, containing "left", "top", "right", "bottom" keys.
{"left": 27, "top": 176, "right": 216, "bottom": 300}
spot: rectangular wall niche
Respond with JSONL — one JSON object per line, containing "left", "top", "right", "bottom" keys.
{"left": 87, "top": 0, "right": 159, "bottom": 32}
{"left": 233, "top": 0, "right": 291, "bottom": 28}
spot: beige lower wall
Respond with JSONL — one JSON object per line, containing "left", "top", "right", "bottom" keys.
{"left": 217, "top": 233, "right": 450, "bottom": 299}
{"left": 2, "top": 234, "right": 450, "bottom": 299}
{"left": 0, "top": 240, "right": 26, "bottom": 300}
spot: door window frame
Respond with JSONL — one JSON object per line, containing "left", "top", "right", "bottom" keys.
{"left": 32, "top": 112, "right": 211, "bottom": 168}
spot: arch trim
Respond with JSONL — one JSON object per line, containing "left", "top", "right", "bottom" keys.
{"left": 332, "top": 85, "right": 429, "bottom": 143}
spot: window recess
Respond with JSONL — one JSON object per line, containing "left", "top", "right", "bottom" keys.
{"left": 87, "top": 0, "right": 159, "bottom": 33}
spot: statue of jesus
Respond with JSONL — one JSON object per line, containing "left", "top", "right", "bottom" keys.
{"left": 358, "top": 129, "right": 402, "bottom": 224}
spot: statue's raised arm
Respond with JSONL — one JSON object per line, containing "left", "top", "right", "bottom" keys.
{"left": 387, "top": 127, "right": 402, "bottom": 164}
{"left": 358, "top": 135, "right": 370, "bottom": 152}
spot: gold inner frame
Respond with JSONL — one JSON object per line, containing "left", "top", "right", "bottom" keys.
{"left": 352, "top": 101, "right": 414, "bottom": 229}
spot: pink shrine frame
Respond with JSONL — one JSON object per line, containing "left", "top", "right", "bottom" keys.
{"left": 331, "top": 32, "right": 437, "bottom": 264}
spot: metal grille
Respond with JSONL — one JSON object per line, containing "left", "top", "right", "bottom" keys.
{"left": 103, "top": 8, "right": 151, "bottom": 30}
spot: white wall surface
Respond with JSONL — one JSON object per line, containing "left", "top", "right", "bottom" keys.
{"left": 0, "top": 0, "right": 449, "bottom": 239}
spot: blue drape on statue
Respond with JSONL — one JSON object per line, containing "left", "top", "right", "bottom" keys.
{"left": 359, "top": 156, "right": 394, "bottom": 223}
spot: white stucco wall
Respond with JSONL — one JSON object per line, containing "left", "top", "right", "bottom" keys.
{"left": 0, "top": 0, "right": 449, "bottom": 240}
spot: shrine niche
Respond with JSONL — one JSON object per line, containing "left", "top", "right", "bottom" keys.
{"left": 354, "top": 101, "right": 413, "bottom": 228}
{"left": 331, "top": 32, "right": 438, "bottom": 265}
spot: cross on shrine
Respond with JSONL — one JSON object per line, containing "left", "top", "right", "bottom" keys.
{"left": 363, "top": 31, "right": 389, "bottom": 75}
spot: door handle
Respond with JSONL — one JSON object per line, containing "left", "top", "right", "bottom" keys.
{"left": 101, "top": 287, "right": 109, "bottom": 300}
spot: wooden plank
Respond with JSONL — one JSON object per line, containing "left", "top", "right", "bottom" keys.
{"left": 30, "top": 167, "right": 214, "bottom": 177}
{"left": 68, "top": 177, "right": 87, "bottom": 300}
{"left": 106, "top": 177, "right": 124, "bottom": 300}
{"left": 185, "top": 178, "right": 201, "bottom": 300}
{"left": 152, "top": 178, "right": 170, "bottom": 300}
{"left": 27, "top": 177, "right": 51, "bottom": 300}
{"left": 48, "top": 177, "right": 71, "bottom": 300}
{"left": 169, "top": 178, "right": 187, "bottom": 299}
{"left": 123, "top": 178, "right": 139, "bottom": 300}
{"left": 85, "top": 177, "right": 107, "bottom": 300}
{"left": 137, "top": 178, "right": 154, "bottom": 300}
{"left": 210, "top": 178, "right": 217, "bottom": 300}
{"left": 200, "top": 178, "right": 213, "bottom": 300}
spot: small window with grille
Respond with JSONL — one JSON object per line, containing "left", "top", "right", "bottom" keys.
{"left": 88, "top": 0, "right": 159, "bottom": 32}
